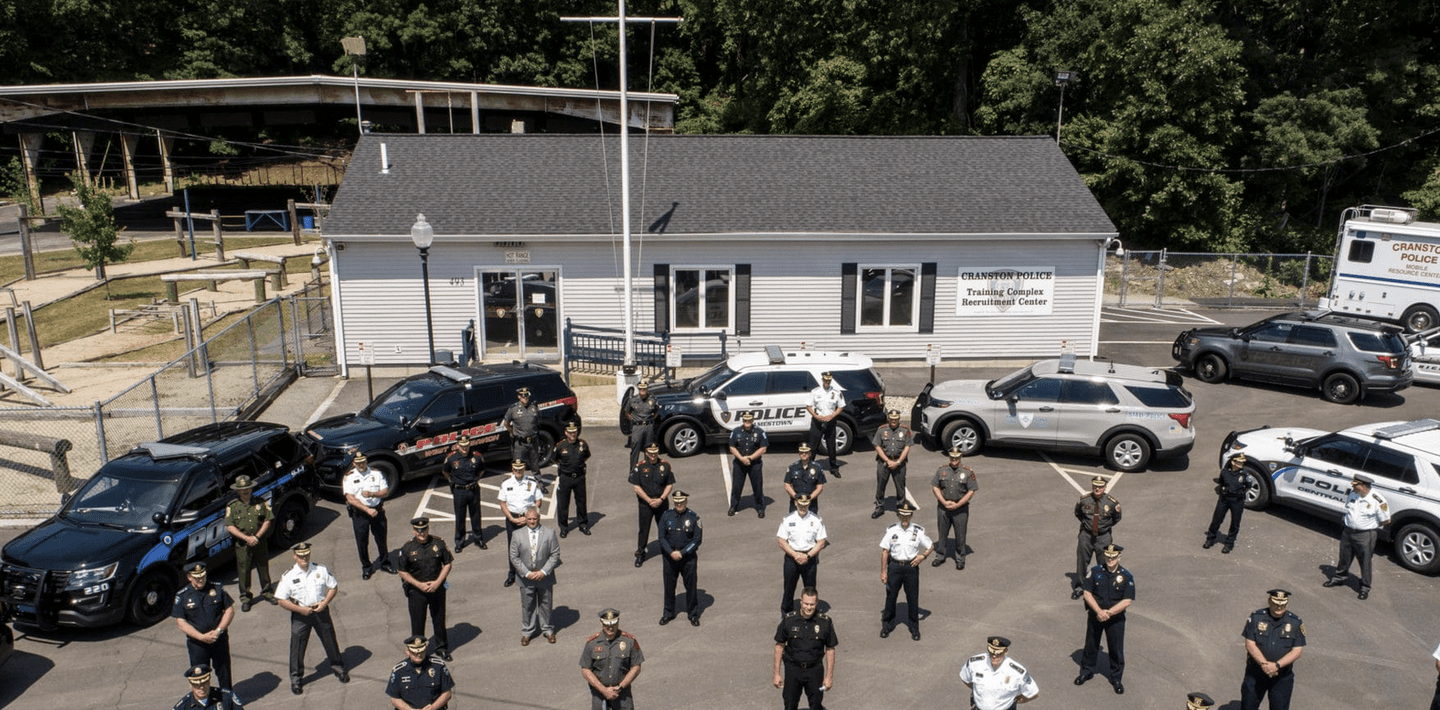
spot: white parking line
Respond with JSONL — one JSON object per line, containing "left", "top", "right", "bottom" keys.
{"left": 304, "top": 380, "right": 347, "bottom": 428}
{"left": 409, "top": 477, "right": 556, "bottom": 523}
{"left": 1101, "top": 307, "right": 1222, "bottom": 325}
{"left": 719, "top": 453, "right": 734, "bottom": 506}
{"left": 1040, "top": 452, "right": 1123, "bottom": 495}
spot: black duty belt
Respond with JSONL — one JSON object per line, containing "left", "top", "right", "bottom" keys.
{"left": 786, "top": 659, "right": 821, "bottom": 669}
{"left": 561, "top": 470, "right": 585, "bottom": 478}
{"left": 451, "top": 481, "right": 479, "bottom": 490}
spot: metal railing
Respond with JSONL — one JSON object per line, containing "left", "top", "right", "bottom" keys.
{"left": 1108, "top": 250, "right": 1334, "bottom": 309}
{"left": 562, "top": 320, "right": 729, "bottom": 383}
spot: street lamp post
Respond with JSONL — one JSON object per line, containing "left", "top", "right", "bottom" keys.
{"left": 1054, "top": 70, "right": 1075, "bottom": 144}
{"left": 410, "top": 214, "right": 436, "bottom": 365}
{"left": 342, "top": 36, "right": 367, "bottom": 135}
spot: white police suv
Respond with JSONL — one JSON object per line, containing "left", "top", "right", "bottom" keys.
{"left": 1222, "top": 418, "right": 1440, "bottom": 574}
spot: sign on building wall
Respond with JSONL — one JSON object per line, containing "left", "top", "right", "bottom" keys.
{"left": 956, "top": 267, "right": 1055, "bottom": 316}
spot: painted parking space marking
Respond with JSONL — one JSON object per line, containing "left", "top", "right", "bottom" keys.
{"left": 410, "top": 476, "right": 556, "bottom": 524}
{"left": 1040, "top": 451, "right": 1123, "bottom": 496}
{"left": 1101, "top": 306, "right": 1222, "bottom": 325}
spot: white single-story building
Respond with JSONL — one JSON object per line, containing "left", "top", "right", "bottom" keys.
{"left": 321, "top": 133, "right": 1118, "bottom": 375}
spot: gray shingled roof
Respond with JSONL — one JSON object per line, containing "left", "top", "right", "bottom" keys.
{"left": 324, "top": 134, "right": 1115, "bottom": 237}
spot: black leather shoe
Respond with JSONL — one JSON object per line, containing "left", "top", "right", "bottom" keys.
{"left": 1358, "top": 589, "right": 1370, "bottom": 600}
{"left": 580, "top": 526, "right": 592, "bottom": 536}
{"left": 241, "top": 599, "right": 252, "bottom": 613}
{"left": 1071, "top": 588, "right": 1084, "bottom": 600}
{"left": 1113, "top": 682, "right": 1125, "bottom": 695}
{"left": 477, "top": 538, "right": 488, "bottom": 550}
{"left": 879, "top": 625, "right": 891, "bottom": 639}
{"left": 1323, "top": 577, "right": 1345, "bottom": 588}
{"left": 335, "top": 669, "right": 350, "bottom": 683}
{"left": 757, "top": 508, "right": 765, "bottom": 519}
{"left": 830, "top": 466, "right": 841, "bottom": 479}
{"left": 454, "top": 538, "right": 466, "bottom": 553}
{"left": 1074, "top": 673, "right": 1093, "bottom": 686}
{"left": 1222, "top": 544, "right": 1233, "bottom": 554}
{"left": 956, "top": 557, "right": 965, "bottom": 570}
{"left": 689, "top": 616, "right": 701, "bottom": 627}
{"left": 870, "top": 508, "right": 884, "bottom": 519}
{"left": 658, "top": 615, "right": 674, "bottom": 626}
{"left": 1202, "top": 539, "right": 1215, "bottom": 549}
{"left": 504, "top": 577, "right": 515, "bottom": 587}
{"left": 362, "top": 568, "right": 373, "bottom": 581}
{"left": 559, "top": 528, "right": 568, "bottom": 539}
{"left": 727, "top": 506, "right": 737, "bottom": 517}
{"left": 439, "top": 649, "right": 452, "bottom": 661}
{"left": 910, "top": 628, "right": 921, "bottom": 641}
{"left": 381, "top": 563, "right": 397, "bottom": 575}
{"left": 634, "top": 555, "right": 644, "bottom": 568}
{"left": 291, "top": 681, "right": 303, "bottom": 695}
{"left": 931, "top": 556, "right": 946, "bottom": 567}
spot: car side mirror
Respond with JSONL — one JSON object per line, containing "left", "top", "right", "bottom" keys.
{"left": 1006, "top": 393, "right": 1019, "bottom": 403}
{"left": 414, "top": 416, "right": 433, "bottom": 432}
{"left": 713, "top": 391, "right": 727, "bottom": 402}
{"left": 152, "top": 511, "right": 170, "bottom": 527}
{"left": 172, "top": 510, "right": 200, "bottom": 525}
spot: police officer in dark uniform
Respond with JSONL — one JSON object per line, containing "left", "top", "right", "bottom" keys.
{"left": 504, "top": 386, "right": 543, "bottom": 473}
{"left": 397, "top": 517, "right": 455, "bottom": 661}
{"left": 1073, "top": 475, "right": 1122, "bottom": 599}
{"left": 628, "top": 443, "right": 675, "bottom": 568}
{"left": 442, "top": 435, "right": 486, "bottom": 553}
{"left": 581, "top": 608, "right": 644, "bottom": 710}
{"left": 773, "top": 587, "right": 838, "bottom": 710}
{"left": 1240, "top": 589, "right": 1306, "bottom": 710}
{"left": 931, "top": 448, "right": 978, "bottom": 570}
{"left": 1075, "top": 544, "right": 1135, "bottom": 694}
{"left": 554, "top": 422, "right": 592, "bottom": 537}
{"left": 175, "top": 665, "right": 244, "bottom": 710}
{"left": 783, "top": 445, "right": 827, "bottom": 513}
{"left": 623, "top": 381, "right": 658, "bottom": 469}
{"left": 386, "top": 636, "right": 455, "bottom": 710}
{"left": 728, "top": 412, "right": 769, "bottom": 518}
{"left": 172, "top": 562, "right": 236, "bottom": 693}
{"left": 224, "top": 475, "right": 275, "bottom": 612}
{"left": 871, "top": 410, "right": 913, "bottom": 519}
{"left": 1204, "top": 453, "right": 1249, "bottom": 554}
{"left": 658, "top": 490, "right": 704, "bottom": 626}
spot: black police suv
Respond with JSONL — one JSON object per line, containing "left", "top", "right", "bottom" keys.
{"left": 0, "top": 422, "right": 317, "bottom": 629}
{"left": 303, "top": 363, "right": 581, "bottom": 494}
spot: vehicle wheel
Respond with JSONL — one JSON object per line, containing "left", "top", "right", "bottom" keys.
{"left": 273, "top": 499, "right": 308, "bottom": 547}
{"left": 126, "top": 569, "right": 176, "bottom": 627}
{"left": 940, "top": 419, "right": 984, "bottom": 455}
{"left": 817, "top": 420, "right": 855, "bottom": 456}
{"left": 663, "top": 422, "right": 703, "bottom": 458}
{"left": 1402, "top": 304, "right": 1439, "bottom": 333}
{"left": 1321, "top": 372, "right": 1361, "bottom": 404}
{"left": 1394, "top": 522, "right": 1440, "bottom": 574}
{"left": 1241, "top": 465, "right": 1271, "bottom": 510}
{"left": 533, "top": 430, "right": 557, "bottom": 468}
{"left": 1105, "top": 433, "right": 1152, "bottom": 472}
{"left": 369, "top": 459, "right": 402, "bottom": 499}
{"left": 1195, "top": 354, "right": 1228, "bottom": 383}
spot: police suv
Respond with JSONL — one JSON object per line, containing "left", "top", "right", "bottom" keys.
{"left": 0, "top": 422, "right": 317, "bottom": 629}
{"left": 304, "top": 363, "right": 580, "bottom": 494}
{"left": 622, "top": 346, "right": 887, "bottom": 457}
{"left": 1222, "top": 418, "right": 1440, "bottom": 574}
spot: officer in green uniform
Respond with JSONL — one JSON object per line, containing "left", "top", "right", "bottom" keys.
{"left": 224, "top": 475, "right": 275, "bottom": 612}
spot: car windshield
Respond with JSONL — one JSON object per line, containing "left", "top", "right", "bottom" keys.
{"left": 364, "top": 377, "right": 448, "bottom": 426}
{"left": 687, "top": 364, "right": 739, "bottom": 394}
{"left": 987, "top": 365, "right": 1035, "bottom": 397}
{"left": 62, "top": 471, "right": 182, "bottom": 529}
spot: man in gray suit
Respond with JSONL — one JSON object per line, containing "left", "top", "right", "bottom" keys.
{"left": 510, "top": 505, "right": 561, "bottom": 646}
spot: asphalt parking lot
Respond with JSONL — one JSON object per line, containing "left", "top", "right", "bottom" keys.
{"left": 3, "top": 306, "right": 1438, "bottom": 710}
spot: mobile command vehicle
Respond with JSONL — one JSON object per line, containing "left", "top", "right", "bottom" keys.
{"left": 0, "top": 422, "right": 317, "bottom": 629}
{"left": 1322, "top": 205, "right": 1440, "bottom": 332}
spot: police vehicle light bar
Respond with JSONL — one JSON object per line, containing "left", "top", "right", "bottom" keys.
{"left": 1367, "top": 208, "right": 1415, "bottom": 225}
{"left": 134, "top": 442, "right": 211, "bottom": 460}
{"left": 765, "top": 345, "right": 785, "bottom": 365}
{"left": 430, "top": 365, "right": 473, "bottom": 383}
{"left": 1373, "top": 419, "right": 1440, "bottom": 440}
{"left": 1057, "top": 352, "right": 1077, "bottom": 374}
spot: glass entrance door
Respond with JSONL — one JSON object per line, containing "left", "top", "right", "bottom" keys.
{"left": 479, "top": 269, "right": 560, "bottom": 361}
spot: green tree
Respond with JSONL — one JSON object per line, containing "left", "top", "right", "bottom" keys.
{"left": 56, "top": 173, "right": 133, "bottom": 286}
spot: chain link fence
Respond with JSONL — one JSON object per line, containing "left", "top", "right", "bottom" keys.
{"left": 1108, "top": 250, "right": 1334, "bottom": 309}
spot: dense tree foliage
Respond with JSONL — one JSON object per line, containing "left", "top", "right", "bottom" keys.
{"left": 3, "top": 0, "right": 1439, "bottom": 250}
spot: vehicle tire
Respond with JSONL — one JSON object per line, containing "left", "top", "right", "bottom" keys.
{"left": 369, "top": 459, "right": 402, "bottom": 499}
{"left": 1393, "top": 522, "right": 1440, "bottom": 574}
{"left": 1105, "top": 433, "right": 1152, "bottom": 472}
{"left": 1241, "top": 465, "right": 1271, "bottom": 510}
{"left": 125, "top": 569, "right": 176, "bottom": 627}
{"left": 940, "top": 419, "right": 985, "bottom": 456}
{"left": 273, "top": 499, "right": 308, "bottom": 547}
{"left": 1321, "top": 372, "right": 1361, "bottom": 404}
{"left": 1195, "top": 353, "right": 1228, "bottom": 384}
{"left": 1402, "top": 304, "right": 1439, "bottom": 334}
{"left": 663, "top": 422, "right": 703, "bottom": 458}
{"left": 817, "top": 420, "right": 855, "bottom": 457}
{"left": 533, "top": 430, "right": 557, "bottom": 468}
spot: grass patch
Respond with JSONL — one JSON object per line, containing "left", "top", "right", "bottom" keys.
{"left": 0, "top": 234, "right": 319, "bottom": 284}
{"left": 28, "top": 275, "right": 170, "bottom": 350}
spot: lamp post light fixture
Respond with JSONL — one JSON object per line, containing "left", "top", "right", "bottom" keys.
{"left": 410, "top": 214, "right": 437, "bottom": 365}
{"left": 342, "top": 36, "right": 367, "bottom": 135}
{"left": 1054, "top": 70, "right": 1076, "bottom": 144}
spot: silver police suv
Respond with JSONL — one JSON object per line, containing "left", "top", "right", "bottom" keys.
{"left": 910, "top": 354, "right": 1195, "bottom": 472}
{"left": 1172, "top": 311, "right": 1412, "bottom": 404}
{"left": 1221, "top": 419, "right": 1440, "bottom": 574}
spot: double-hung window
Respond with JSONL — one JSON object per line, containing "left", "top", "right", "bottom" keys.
{"left": 858, "top": 266, "right": 920, "bottom": 331}
{"left": 673, "top": 267, "right": 733, "bottom": 331}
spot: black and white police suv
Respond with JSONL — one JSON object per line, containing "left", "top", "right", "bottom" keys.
{"left": 1221, "top": 418, "right": 1440, "bottom": 574}
{"left": 621, "top": 346, "right": 887, "bottom": 457}
{"left": 0, "top": 422, "right": 317, "bottom": 629}
{"left": 304, "top": 363, "right": 581, "bottom": 494}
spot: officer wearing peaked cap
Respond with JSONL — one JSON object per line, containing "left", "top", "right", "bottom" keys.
{"left": 1075, "top": 544, "right": 1134, "bottom": 694}
{"left": 273, "top": 542, "right": 348, "bottom": 695}
{"left": 658, "top": 491, "right": 703, "bottom": 626}
{"left": 1324, "top": 473, "right": 1391, "bottom": 600}
{"left": 783, "top": 444, "right": 827, "bottom": 514}
{"left": 174, "top": 665, "right": 244, "bottom": 710}
{"left": 1241, "top": 589, "right": 1306, "bottom": 710}
{"left": 1187, "top": 691, "right": 1215, "bottom": 710}
{"left": 387, "top": 635, "right": 454, "bottom": 710}
{"left": 629, "top": 442, "right": 674, "bottom": 568}
{"left": 504, "top": 385, "right": 542, "bottom": 473}
{"left": 173, "top": 561, "right": 235, "bottom": 693}
{"left": 728, "top": 411, "right": 769, "bottom": 518}
{"left": 931, "top": 447, "right": 978, "bottom": 570}
{"left": 1205, "top": 453, "right": 1249, "bottom": 553}
{"left": 442, "top": 435, "right": 486, "bottom": 552}
{"left": 878, "top": 502, "right": 931, "bottom": 641}
{"left": 554, "top": 422, "right": 593, "bottom": 537}
{"left": 623, "top": 381, "right": 659, "bottom": 469}
{"left": 960, "top": 636, "right": 1040, "bottom": 710}
{"left": 581, "top": 608, "right": 644, "bottom": 710}
{"left": 397, "top": 517, "right": 454, "bottom": 661}
{"left": 1073, "top": 475, "right": 1121, "bottom": 599}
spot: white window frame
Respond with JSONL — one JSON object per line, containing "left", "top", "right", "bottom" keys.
{"left": 856, "top": 264, "right": 922, "bottom": 333}
{"left": 671, "top": 265, "right": 735, "bottom": 332}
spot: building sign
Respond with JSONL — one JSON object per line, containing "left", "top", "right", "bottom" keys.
{"left": 956, "top": 267, "right": 1054, "bottom": 315}
{"left": 506, "top": 250, "right": 531, "bottom": 264}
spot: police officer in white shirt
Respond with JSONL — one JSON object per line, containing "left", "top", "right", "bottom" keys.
{"left": 499, "top": 459, "right": 544, "bottom": 587}
{"left": 273, "top": 543, "right": 348, "bottom": 695}
{"left": 776, "top": 494, "right": 828, "bottom": 615}
{"left": 806, "top": 372, "right": 846, "bottom": 474}
{"left": 342, "top": 452, "right": 392, "bottom": 580}
{"left": 960, "top": 636, "right": 1039, "bottom": 710}
{"left": 878, "top": 502, "right": 932, "bottom": 640}
{"left": 1322, "top": 473, "right": 1391, "bottom": 600}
